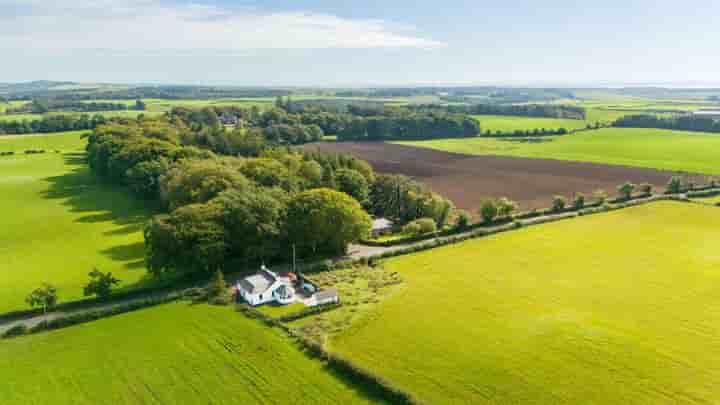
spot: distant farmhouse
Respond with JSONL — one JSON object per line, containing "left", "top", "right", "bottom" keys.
{"left": 371, "top": 218, "right": 394, "bottom": 238}
{"left": 219, "top": 113, "right": 238, "bottom": 126}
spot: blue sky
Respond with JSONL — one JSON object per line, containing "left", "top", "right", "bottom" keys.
{"left": 2, "top": 0, "right": 719, "bottom": 86}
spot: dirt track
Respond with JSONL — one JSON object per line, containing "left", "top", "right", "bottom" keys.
{"left": 305, "top": 141, "right": 694, "bottom": 212}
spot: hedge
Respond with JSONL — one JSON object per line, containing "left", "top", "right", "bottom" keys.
{"left": 1, "top": 290, "right": 189, "bottom": 339}
{"left": 237, "top": 305, "right": 423, "bottom": 404}
{"left": 276, "top": 302, "right": 343, "bottom": 323}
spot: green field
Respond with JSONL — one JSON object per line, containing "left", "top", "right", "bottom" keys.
{"left": 332, "top": 202, "right": 720, "bottom": 403}
{"left": 0, "top": 302, "right": 382, "bottom": 404}
{"left": 396, "top": 127, "right": 720, "bottom": 174}
{"left": 472, "top": 115, "right": 588, "bottom": 133}
{"left": 0, "top": 132, "right": 156, "bottom": 313}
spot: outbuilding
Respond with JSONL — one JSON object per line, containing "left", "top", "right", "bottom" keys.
{"left": 371, "top": 218, "right": 394, "bottom": 237}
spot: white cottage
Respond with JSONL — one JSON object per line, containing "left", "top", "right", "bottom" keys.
{"left": 236, "top": 266, "right": 295, "bottom": 306}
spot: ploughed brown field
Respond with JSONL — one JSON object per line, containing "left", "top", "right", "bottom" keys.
{"left": 305, "top": 141, "right": 692, "bottom": 212}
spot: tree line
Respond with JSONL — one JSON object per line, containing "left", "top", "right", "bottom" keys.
{"left": 0, "top": 114, "right": 109, "bottom": 134}
{"left": 86, "top": 114, "right": 456, "bottom": 278}
{"left": 410, "top": 103, "right": 587, "bottom": 120}
{"left": 6, "top": 99, "right": 145, "bottom": 114}
{"left": 337, "top": 113, "right": 480, "bottom": 141}
{"left": 613, "top": 114, "right": 720, "bottom": 133}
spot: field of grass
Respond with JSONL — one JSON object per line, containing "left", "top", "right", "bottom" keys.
{"left": 691, "top": 194, "right": 720, "bottom": 205}
{"left": 396, "top": 127, "right": 720, "bottom": 175}
{"left": 472, "top": 115, "right": 588, "bottom": 133}
{"left": 332, "top": 201, "right": 720, "bottom": 404}
{"left": 0, "top": 302, "right": 382, "bottom": 404}
{"left": 0, "top": 132, "right": 157, "bottom": 313}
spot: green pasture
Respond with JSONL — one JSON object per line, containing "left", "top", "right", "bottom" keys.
{"left": 472, "top": 115, "right": 588, "bottom": 133}
{"left": 333, "top": 201, "right": 720, "bottom": 404}
{"left": 0, "top": 132, "right": 156, "bottom": 313}
{"left": 0, "top": 302, "right": 382, "bottom": 404}
{"left": 396, "top": 127, "right": 720, "bottom": 175}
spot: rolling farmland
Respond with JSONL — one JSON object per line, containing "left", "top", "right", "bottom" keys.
{"left": 332, "top": 201, "right": 720, "bottom": 404}
{"left": 0, "top": 132, "right": 155, "bottom": 313}
{"left": 397, "top": 127, "right": 720, "bottom": 175}
{"left": 0, "top": 302, "right": 383, "bottom": 405}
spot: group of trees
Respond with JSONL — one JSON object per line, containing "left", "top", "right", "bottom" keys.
{"left": 412, "top": 103, "right": 587, "bottom": 120}
{"left": 0, "top": 114, "right": 108, "bottom": 134}
{"left": 5, "top": 99, "right": 145, "bottom": 114}
{"left": 88, "top": 115, "right": 445, "bottom": 277}
{"left": 337, "top": 112, "right": 480, "bottom": 141}
{"left": 614, "top": 114, "right": 720, "bottom": 134}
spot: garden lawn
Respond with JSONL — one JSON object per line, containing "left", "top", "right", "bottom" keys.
{"left": 0, "top": 302, "right": 383, "bottom": 404}
{"left": 332, "top": 201, "right": 720, "bottom": 404}
{"left": 472, "top": 115, "right": 587, "bottom": 133}
{"left": 396, "top": 127, "right": 720, "bottom": 175}
{"left": 0, "top": 132, "right": 156, "bottom": 313}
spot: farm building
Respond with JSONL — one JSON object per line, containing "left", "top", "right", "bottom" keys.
{"left": 236, "top": 266, "right": 295, "bottom": 306}
{"left": 371, "top": 218, "right": 394, "bottom": 237}
{"left": 219, "top": 114, "right": 239, "bottom": 126}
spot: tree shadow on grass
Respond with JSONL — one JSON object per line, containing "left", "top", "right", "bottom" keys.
{"left": 41, "top": 152, "right": 160, "bottom": 284}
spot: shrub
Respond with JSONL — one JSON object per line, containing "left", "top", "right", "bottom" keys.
{"left": 83, "top": 268, "right": 120, "bottom": 300}
{"left": 454, "top": 210, "right": 471, "bottom": 231}
{"left": 638, "top": 183, "right": 654, "bottom": 196}
{"left": 593, "top": 189, "right": 608, "bottom": 204}
{"left": 617, "top": 182, "right": 636, "bottom": 200}
{"left": 478, "top": 199, "right": 498, "bottom": 223}
{"left": 551, "top": 195, "right": 567, "bottom": 212}
{"left": 667, "top": 176, "right": 684, "bottom": 194}
{"left": 403, "top": 218, "right": 437, "bottom": 236}
{"left": 207, "top": 269, "right": 231, "bottom": 305}
{"left": 496, "top": 197, "right": 518, "bottom": 218}
{"left": 572, "top": 193, "right": 585, "bottom": 210}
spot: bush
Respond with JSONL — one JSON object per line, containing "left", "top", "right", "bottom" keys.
{"left": 617, "top": 182, "right": 636, "bottom": 200}
{"left": 572, "top": 193, "right": 585, "bottom": 210}
{"left": 478, "top": 199, "right": 498, "bottom": 223}
{"left": 454, "top": 210, "right": 471, "bottom": 231}
{"left": 551, "top": 195, "right": 567, "bottom": 212}
{"left": 496, "top": 197, "right": 518, "bottom": 218}
{"left": 1, "top": 324, "right": 28, "bottom": 339}
{"left": 403, "top": 218, "right": 437, "bottom": 236}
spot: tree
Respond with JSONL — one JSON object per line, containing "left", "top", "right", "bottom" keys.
{"left": 135, "top": 99, "right": 146, "bottom": 111}
{"left": 26, "top": 283, "right": 58, "bottom": 320}
{"left": 83, "top": 268, "right": 120, "bottom": 299}
{"left": 335, "top": 168, "right": 370, "bottom": 205}
{"left": 552, "top": 195, "right": 567, "bottom": 212}
{"left": 667, "top": 176, "right": 684, "bottom": 194}
{"left": 206, "top": 269, "right": 231, "bottom": 305}
{"left": 286, "top": 188, "right": 372, "bottom": 255}
{"left": 572, "top": 193, "right": 585, "bottom": 210}
{"left": 145, "top": 203, "right": 228, "bottom": 277}
{"left": 478, "top": 199, "right": 498, "bottom": 224}
{"left": 617, "top": 182, "right": 636, "bottom": 200}
{"left": 496, "top": 197, "right": 518, "bottom": 218}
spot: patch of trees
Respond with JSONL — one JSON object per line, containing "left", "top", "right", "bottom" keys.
{"left": 613, "top": 114, "right": 720, "bottom": 133}
{"left": 86, "top": 117, "right": 394, "bottom": 277}
{"left": 370, "top": 174, "right": 454, "bottom": 227}
{"left": 411, "top": 103, "right": 586, "bottom": 120}
{"left": 0, "top": 114, "right": 108, "bottom": 134}
{"left": 337, "top": 112, "right": 480, "bottom": 141}
{"left": 6, "top": 99, "right": 144, "bottom": 114}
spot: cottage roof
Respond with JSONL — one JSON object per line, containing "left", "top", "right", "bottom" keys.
{"left": 372, "top": 218, "right": 393, "bottom": 231}
{"left": 315, "top": 288, "right": 339, "bottom": 301}
{"left": 239, "top": 270, "right": 276, "bottom": 294}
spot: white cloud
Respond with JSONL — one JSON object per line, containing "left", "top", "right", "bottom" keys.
{"left": 0, "top": 0, "right": 444, "bottom": 52}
